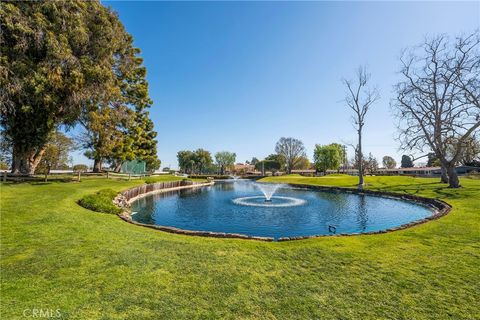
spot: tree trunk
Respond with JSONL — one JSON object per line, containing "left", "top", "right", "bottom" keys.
{"left": 114, "top": 161, "right": 122, "bottom": 173}
{"left": 93, "top": 158, "right": 102, "bottom": 173}
{"left": 440, "top": 166, "right": 449, "bottom": 183}
{"left": 446, "top": 165, "right": 460, "bottom": 188}
{"left": 11, "top": 145, "right": 45, "bottom": 175}
{"left": 357, "top": 129, "right": 364, "bottom": 188}
{"left": 44, "top": 166, "right": 50, "bottom": 182}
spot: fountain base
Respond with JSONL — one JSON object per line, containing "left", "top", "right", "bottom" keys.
{"left": 233, "top": 196, "right": 306, "bottom": 207}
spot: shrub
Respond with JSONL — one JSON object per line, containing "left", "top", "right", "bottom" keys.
{"left": 73, "top": 164, "right": 88, "bottom": 172}
{"left": 465, "top": 171, "right": 480, "bottom": 180}
{"left": 78, "top": 189, "right": 121, "bottom": 214}
{"left": 0, "top": 161, "right": 9, "bottom": 170}
{"left": 143, "top": 177, "right": 157, "bottom": 184}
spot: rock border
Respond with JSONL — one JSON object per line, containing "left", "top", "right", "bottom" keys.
{"left": 115, "top": 182, "right": 452, "bottom": 242}
{"left": 276, "top": 184, "right": 451, "bottom": 241}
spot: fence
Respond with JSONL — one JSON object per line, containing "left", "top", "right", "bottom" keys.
{"left": 0, "top": 171, "right": 156, "bottom": 183}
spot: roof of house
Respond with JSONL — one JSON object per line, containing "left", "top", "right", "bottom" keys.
{"left": 291, "top": 169, "right": 316, "bottom": 173}
{"left": 379, "top": 166, "right": 441, "bottom": 172}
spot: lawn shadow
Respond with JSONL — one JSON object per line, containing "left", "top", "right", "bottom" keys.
{"left": 371, "top": 182, "right": 440, "bottom": 194}
{"left": 431, "top": 185, "right": 480, "bottom": 200}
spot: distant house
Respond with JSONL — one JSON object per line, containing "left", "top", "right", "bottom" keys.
{"left": 121, "top": 159, "right": 146, "bottom": 175}
{"left": 292, "top": 166, "right": 478, "bottom": 177}
{"left": 291, "top": 169, "right": 316, "bottom": 175}
{"left": 232, "top": 163, "right": 256, "bottom": 174}
{"left": 377, "top": 166, "right": 478, "bottom": 176}
{"left": 292, "top": 169, "right": 359, "bottom": 176}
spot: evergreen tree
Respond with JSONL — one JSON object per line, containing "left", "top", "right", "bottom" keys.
{"left": 401, "top": 155, "right": 414, "bottom": 168}
{"left": 215, "top": 151, "right": 236, "bottom": 175}
{"left": 130, "top": 109, "right": 161, "bottom": 172}
{"left": 194, "top": 149, "right": 213, "bottom": 174}
{"left": 81, "top": 105, "right": 134, "bottom": 172}
{"left": 255, "top": 160, "right": 281, "bottom": 175}
{"left": 177, "top": 150, "right": 196, "bottom": 174}
{"left": 265, "top": 154, "right": 286, "bottom": 171}
{"left": 80, "top": 29, "right": 157, "bottom": 172}
{"left": 36, "top": 131, "right": 74, "bottom": 181}
{"left": 314, "top": 144, "right": 342, "bottom": 174}
{"left": 176, "top": 149, "right": 212, "bottom": 174}
{"left": 0, "top": 1, "right": 134, "bottom": 174}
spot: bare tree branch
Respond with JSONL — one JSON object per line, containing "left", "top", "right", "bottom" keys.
{"left": 392, "top": 30, "right": 480, "bottom": 187}
{"left": 342, "top": 66, "right": 380, "bottom": 187}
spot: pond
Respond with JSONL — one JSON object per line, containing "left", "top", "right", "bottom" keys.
{"left": 131, "top": 180, "right": 434, "bottom": 240}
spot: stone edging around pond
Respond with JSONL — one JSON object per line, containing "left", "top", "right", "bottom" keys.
{"left": 276, "top": 184, "right": 452, "bottom": 241}
{"left": 114, "top": 182, "right": 452, "bottom": 242}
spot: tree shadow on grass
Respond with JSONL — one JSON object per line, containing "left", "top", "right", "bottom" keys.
{"left": 30, "top": 182, "right": 53, "bottom": 186}
{"left": 9, "top": 177, "right": 76, "bottom": 185}
{"left": 369, "top": 181, "right": 480, "bottom": 201}
{"left": 371, "top": 182, "right": 440, "bottom": 194}
{"left": 430, "top": 186, "right": 480, "bottom": 200}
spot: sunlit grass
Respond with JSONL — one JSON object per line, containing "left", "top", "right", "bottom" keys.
{"left": 1, "top": 175, "right": 479, "bottom": 319}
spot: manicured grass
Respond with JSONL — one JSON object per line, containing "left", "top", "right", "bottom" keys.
{"left": 141, "top": 175, "right": 184, "bottom": 184}
{"left": 1, "top": 175, "right": 479, "bottom": 319}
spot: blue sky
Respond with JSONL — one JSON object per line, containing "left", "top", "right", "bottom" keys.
{"left": 74, "top": 1, "right": 479, "bottom": 169}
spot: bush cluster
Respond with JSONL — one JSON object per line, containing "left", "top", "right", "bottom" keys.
{"left": 73, "top": 164, "right": 88, "bottom": 172}
{"left": 465, "top": 171, "right": 480, "bottom": 179}
{"left": 143, "top": 177, "right": 158, "bottom": 184}
{"left": 78, "top": 189, "right": 122, "bottom": 214}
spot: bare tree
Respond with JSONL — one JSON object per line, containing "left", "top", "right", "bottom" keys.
{"left": 392, "top": 31, "right": 480, "bottom": 188}
{"left": 274, "top": 137, "right": 306, "bottom": 174}
{"left": 382, "top": 156, "right": 397, "bottom": 169}
{"left": 343, "top": 66, "right": 380, "bottom": 188}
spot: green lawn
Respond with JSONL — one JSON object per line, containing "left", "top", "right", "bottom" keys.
{"left": 1, "top": 175, "right": 479, "bottom": 319}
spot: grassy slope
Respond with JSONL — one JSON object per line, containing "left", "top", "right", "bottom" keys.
{"left": 1, "top": 175, "right": 479, "bottom": 319}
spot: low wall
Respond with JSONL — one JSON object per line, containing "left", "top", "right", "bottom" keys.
{"left": 121, "top": 180, "right": 212, "bottom": 203}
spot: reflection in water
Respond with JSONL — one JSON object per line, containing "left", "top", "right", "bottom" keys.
{"left": 232, "top": 196, "right": 306, "bottom": 207}
{"left": 130, "top": 180, "right": 434, "bottom": 239}
{"left": 214, "top": 181, "right": 235, "bottom": 192}
{"left": 178, "top": 186, "right": 208, "bottom": 198}
{"left": 355, "top": 195, "right": 368, "bottom": 231}
{"left": 313, "top": 191, "right": 350, "bottom": 232}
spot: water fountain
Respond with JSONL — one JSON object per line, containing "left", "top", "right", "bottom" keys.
{"left": 130, "top": 179, "right": 438, "bottom": 239}
{"left": 256, "top": 183, "right": 281, "bottom": 202}
{"left": 232, "top": 183, "right": 306, "bottom": 207}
